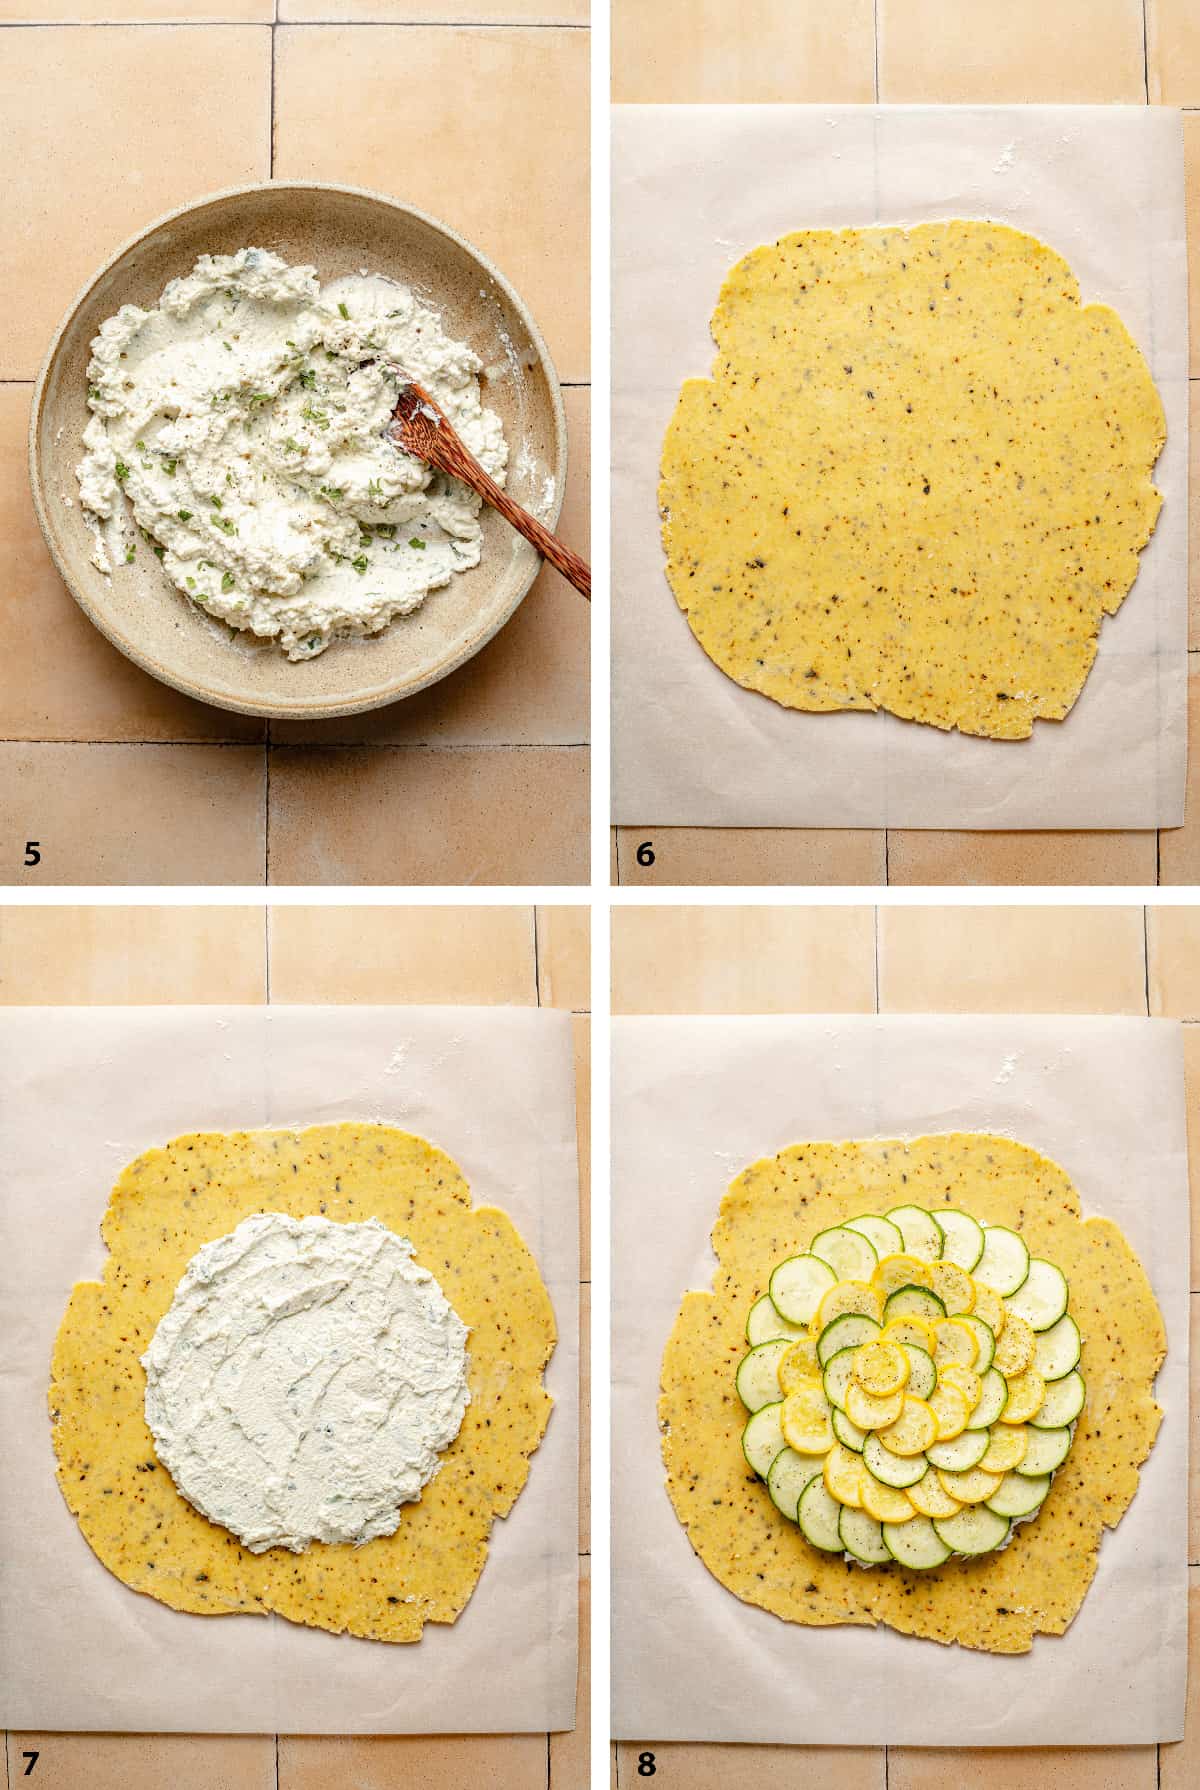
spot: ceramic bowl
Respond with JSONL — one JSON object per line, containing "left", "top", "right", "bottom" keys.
{"left": 30, "top": 181, "right": 567, "bottom": 720}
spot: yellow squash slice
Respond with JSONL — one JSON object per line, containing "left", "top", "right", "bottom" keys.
{"left": 993, "top": 1312, "right": 1036, "bottom": 1377}
{"left": 933, "top": 1318, "right": 979, "bottom": 1370}
{"left": 782, "top": 1385, "right": 835, "bottom": 1454}
{"left": 845, "top": 1382, "right": 905, "bottom": 1432}
{"left": 823, "top": 1443, "right": 866, "bottom": 1507}
{"left": 970, "top": 1282, "right": 1006, "bottom": 1335}
{"left": 872, "top": 1254, "right": 933, "bottom": 1297}
{"left": 928, "top": 1382, "right": 972, "bottom": 1441}
{"left": 879, "top": 1394, "right": 938, "bottom": 1457}
{"left": 860, "top": 1475, "right": 917, "bottom": 1525}
{"left": 937, "top": 1466, "right": 1003, "bottom": 1505}
{"left": 907, "top": 1466, "right": 964, "bottom": 1520}
{"left": 1001, "top": 1368, "right": 1046, "bottom": 1425}
{"left": 929, "top": 1261, "right": 975, "bottom": 1316}
{"left": 817, "top": 1279, "right": 884, "bottom": 1328}
{"left": 938, "top": 1363, "right": 982, "bottom": 1413}
{"left": 777, "top": 1336, "right": 822, "bottom": 1394}
{"left": 881, "top": 1316, "right": 936, "bottom": 1352}
{"left": 981, "top": 1425, "right": 1028, "bottom": 1474}
{"left": 853, "top": 1340, "right": 910, "bottom": 1397}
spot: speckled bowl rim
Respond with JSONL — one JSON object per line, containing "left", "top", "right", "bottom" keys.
{"left": 28, "top": 180, "right": 568, "bottom": 721}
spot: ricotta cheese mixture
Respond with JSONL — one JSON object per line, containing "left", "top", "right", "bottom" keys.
{"left": 76, "top": 248, "right": 508, "bottom": 659}
{"left": 141, "top": 1213, "right": 470, "bottom": 1553}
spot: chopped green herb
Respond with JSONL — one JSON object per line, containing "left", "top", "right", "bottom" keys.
{"left": 177, "top": 509, "right": 193, "bottom": 522}
{"left": 153, "top": 544, "right": 165, "bottom": 559}
{"left": 374, "top": 523, "right": 396, "bottom": 539}
{"left": 284, "top": 437, "right": 302, "bottom": 454}
{"left": 124, "top": 545, "right": 136, "bottom": 563}
{"left": 248, "top": 391, "right": 272, "bottom": 407}
{"left": 210, "top": 496, "right": 223, "bottom": 509}
{"left": 301, "top": 403, "right": 329, "bottom": 429}
{"left": 114, "top": 460, "right": 130, "bottom": 484}
{"left": 408, "top": 536, "right": 426, "bottom": 550}
{"left": 185, "top": 576, "right": 196, "bottom": 590}
{"left": 163, "top": 457, "right": 177, "bottom": 476}
{"left": 212, "top": 516, "right": 237, "bottom": 535}
{"left": 222, "top": 571, "right": 235, "bottom": 593}
{"left": 298, "top": 368, "right": 317, "bottom": 390}
{"left": 223, "top": 341, "right": 233, "bottom": 352}
{"left": 351, "top": 554, "right": 369, "bottom": 575}
{"left": 88, "top": 384, "right": 101, "bottom": 400}
{"left": 325, "top": 350, "right": 338, "bottom": 361}
{"left": 338, "top": 302, "right": 350, "bottom": 320}
{"left": 305, "top": 634, "right": 321, "bottom": 650}
{"left": 367, "top": 478, "right": 383, "bottom": 499}
{"left": 135, "top": 438, "right": 146, "bottom": 452}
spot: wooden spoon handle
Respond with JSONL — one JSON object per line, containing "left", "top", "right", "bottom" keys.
{"left": 465, "top": 461, "right": 591, "bottom": 599}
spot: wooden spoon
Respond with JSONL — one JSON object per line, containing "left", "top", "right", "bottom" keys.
{"left": 389, "top": 381, "right": 590, "bottom": 599}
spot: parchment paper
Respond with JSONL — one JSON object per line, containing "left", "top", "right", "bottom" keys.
{"left": 612, "top": 106, "right": 1188, "bottom": 829}
{"left": 612, "top": 1014, "right": 1188, "bottom": 1744}
{"left": 0, "top": 1005, "right": 579, "bottom": 1735}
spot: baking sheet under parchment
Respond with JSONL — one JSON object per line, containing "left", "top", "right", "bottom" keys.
{"left": 612, "top": 106, "right": 1188, "bottom": 830}
{"left": 0, "top": 1005, "right": 579, "bottom": 1735}
{"left": 612, "top": 1014, "right": 1188, "bottom": 1744}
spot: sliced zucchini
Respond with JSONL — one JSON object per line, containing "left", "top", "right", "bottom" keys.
{"left": 973, "top": 1225, "right": 1030, "bottom": 1296}
{"left": 811, "top": 1224, "right": 878, "bottom": 1282}
{"left": 885, "top": 1204, "right": 944, "bottom": 1262}
{"left": 845, "top": 1213, "right": 905, "bottom": 1259}
{"left": 1016, "top": 1425, "right": 1072, "bottom": 1477}
{"left": 987, "top": 1471, "right": 1050, "bottom": 1518}
{"left": 1032, "top": 1370, "right": 1085, "bottom": 1429}
{"left": 741, "top": 1402, "right": 786, "bottom": 1478}
{"left": 1033, "top": 1312, "right": 1081, "bottom": 1381}
{"left": 831, "top": 1407, "right": 867, "bottom": 1453}
{"left": 883, "top": 1285, "right": 946, "bottom": 1325}
{"left": 735, "top": 1339, "right": 790, "bottom": 1412}
{"left": 934, "top": 1506, "right": 1010, "bottom": 1556}
{"left": 935, "top": 1208, "right": 985, "bottom": 1271}
{"left": 898, "top": 1343, "right": 936, "bottom": 1401}
{"left": 816, "top": 1311, "right": 881, "bottom": 1366}
{"left": 957, "top": 1315, "right": 996, "bottom": 1374}
{"left": 839, "top": 1505, "right": 891, "bottom": 1565}
{"left": 926, "top": 1427, "right": 989, "bottom": 1472}
{"left": 863, "top": 1430, "right": 928, "bottom": 1489}
{"left": 971, "top": 1367, "right": 1009, "bottom": 1429}
{"left": 797, "top": 1475, "right": 844, "bottom": 1550}
{"left": 883, "top": 1514, "right": 952, "bottom": 1569}
{"left": 821, "top": 1345, "right": 861, "bottom": 1413}
{"left": 746, "top": 1292, "right": 808, "bottom": 1346}
{"left": 1005, "top": 1258, "right": 1069, "bottom": 1332}
{"left": 768, "top": 1445, "right": 824, "bottom": 1521}
{"left": 769, "top": 1252, "right": 836, "bottom": 1325}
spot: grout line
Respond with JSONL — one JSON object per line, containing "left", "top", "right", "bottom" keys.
{"left": 0, "top": 18, "right": 590, "bottom": 29}
{"left": 533, "top": 905, "right": 542, "bottom": 1006}
{"left": 264, "top": 743, "right": 272, "bottom": 887}
{"left": 612, "top": 829, "right": 621, "bottom": 886}
{"left": 269, "top": 7, "right": 277, "bottom": 179}
{"left": 274, "top": 1733, "right": 279, "bottom": 1790}
{"left": 546, "top": 1731, "right": 551, "bottom": 1790}
{"left": 1143, "top": 904, "right": 1151, "bottom": 1016}
{"left": 264, "top": 903, "right": 272, "bottom": 1004}
{"left": 883, "top": 828, "right": 890, "bottom": 885}
{"left": 0, "top": 737, "right": 264, "bottom": 747}
{"left": 1142, "top": 0, "right": 1151, "bottom": 104}
{"left": 873, "top": 0, "right": 880, "bottom": 103}
{"left": 1, "top": 738, "right": 587, "bottom": 750}
{"left": 884, "top": 1743, "right": 890, "bottom": 1786}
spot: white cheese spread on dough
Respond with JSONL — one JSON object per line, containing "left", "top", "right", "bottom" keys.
{"left": 141, "top": 1213, "right": 470, "bottom": 1552}
{"left": 76, "top": 248, "right": 508, "bottom": 659}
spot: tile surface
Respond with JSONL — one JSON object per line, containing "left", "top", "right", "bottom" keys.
{"left": 4, "top": 1734, "right": 275, "bottom": 1790}
{"left": 1184, "top": 1025, "right": 1200, "bottom": 1292}
{"left": 282, "top": 2, "right": 588, "bottom": 17}
{"left": 887, "top": 1745, "right": 1158, "bottom": 1790}
{"left": 537, "top": 905, "right": 590, "bottom": 1008}
{"left": 274, "top": 24, "right": 589, "bottom": 382}
{"left": 611, "top": 906, "right": 877, "bottom": 1015}
{"left": 266, "top": 745, "right": 589, "bottom": 884}
{"left": 614, "top": 827, "right": 884, "bottom": 886}
{"left": 886, "top": 830, "right": 1159, "bottom": 888}
{"left": 1186, "top": 117, "right": 1200, "bottom": 379}
{"left": 613, "top": 1743, "right": 884, "bottom": 1788}
{"left": 1159, "top": 663, "right": 1200, "bottom": 886}
{"left": 572, "top": 1013, "right": 591, "bottom": 1281}
{"left": 1159, "top": 1572, "right": 1200, "bottom": 1786}
{"left": 277, "top": 1733, "right": 549, "bottom": 1790}
{"left": 268, "top": 905, "right": 537, "bottom": 1003}
{"left": 878, "top": 906, "right": 1148, "bottom": 1014}
{"left": 0, "top": 389, "right": 264, "bottom": 745}
{"left": 1148, "top": 906, "right": 1200, "bottom": 1017}
{"left": 0, "top": 3, "right": 272, "bottom": 15}
{"left": 0, "top": 743, "right": 266, "bottom": 885}
{"left": 877, "top": 0, "right": 1146, "bottom": 102}
{"left": 0, "top": 25, "right": 270, "bottom": 380}
{"left": 1148, "top": 0, "right": 1200, "bottom": 104}
{"left": 611, "top": 0, "right": 875, "bottom": 104}
{"left": 1190, "top": 1294, "right": 1199, "bottom": 1568}
{"left": 550, "top": 1557, "right": 589, "bottom": 1790}
{"left": 0, "top": 905, "right": 265, "bottom": 1003}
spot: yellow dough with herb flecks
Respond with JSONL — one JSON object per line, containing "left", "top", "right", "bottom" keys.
{"left": 660, "top": 1132, "right": 1164, "bottom": 1653}
{"left": 49, "top": 1124, "right": 556, "bottom": 1643}
{"left": 660, "top": 222, "right": 1165, "bottom": 739}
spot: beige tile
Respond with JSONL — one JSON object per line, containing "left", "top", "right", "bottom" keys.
{"left": 1187, "top": 119, "right": 1200, "bottom": 379}
{"left": 1159, "top": 662, "right": 1200, "bottom": 886}
{"left": 878, "top": 0, "right": 1146, "bottom": 102}
{"left": 267, "top": 745, "right": 588, "bottom": 885}
{"left": 887, "top": 830, "right": 1158, "bottom": 888}
{"left": 0, "top": 906, "right": 265, "bottom": 1003}
{"left": 613, "top": 827, "right": 885, "bottom": 887}
{"left": 610, "top": 1746, "right": 619, "bottom": 1789}
{"left": 611, "top": 0, "right": 875, "bottom": 104}
{"left": 879, "top": 906, "right": 1148, "bottom": 1014}
{"left": 1148, "top": 0, "right": 1200, "bottom": 103}
{"left": 572, "top": 1012, "right": 590, "bottom": 1281}
{"left": 537, "top": 905, "right": 590, "bottom": 1009}
{"left": 1160, "top": 1569, "right": 1200, "bottom": 1786}
{"left": 0, "top": 25, "right": 269, "bottom": 380}
{"left": 888, "top": 1746, "right": 1156, "bottom": 1790}
{"left": 5, "top": 1735, "right": 275, "bottom": 1790}
{"left": 278, "top": 1734, "right": 547, "bottom": 1790}
{"left": 550, "top": 1557, "right": 589, "bottom": 1790}
{"left": 1190, "top": 1295, "right": 1199, "bottom": 1567}
{"left": 275, "top": 26, "right": 588, "bottom": 383}
{"left": 611, "top": 906, "right": 877, "bottom": 1015}
{"left": 577, "top": 1278, "right": 590, "bottom": 1555}
{"left": 0, "top": 1, "right": 272, "bottom": 14}
{"left": 269, "top": 905, "right": 536, "bottom": 1004}
{"left": 1148, "top": 907, "right": 1200, "bottom": 1017}
{"left": 0, "top": 388, "right": 264, "bottom": 745}
{"left": 1192, "top": 387, "right": 1200, "bottom": 652}
{"left": 0, "top": 742, "right": 265, "bottom": 885}
{"left": 270, "top": 388, "right": 589, "bottom": 748}
{"left": 1185, "top": 1026, "right": 1200, "bottom": 1292}
{"left": 614, "top": 1743, "right": 884, "bottom": 1788}
{"left": 283, "top": 2, "right": 588, "bottom": 18}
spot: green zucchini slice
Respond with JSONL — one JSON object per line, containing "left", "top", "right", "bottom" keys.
{"left": 883, "top": 1285, "right": 946, "bottom": 1325}
{"left": 883, "top": 1515, "right": 952, "bottom": 1570}
{"left": 885, "top": 1204, "right": 945, "bottom": 1263}
{"left": 822, "top": 1344, "right": 860, "bottom": 1413}
{"left": 746, "top": 1292, "right": 809, "bottom": 1346}
{"left": 899, "top": 1343, "right": 936, "bottom": 1400}
{"left": 987, "top": 1471, "right": 1050, "bottom": 1518}
{"left": 863, "top": 1431, "right": 928, "bottom": 1489}
{"left": 935, "top": 1208, "right": 985, "bottom": 1271}
{"left": 811, "top": 1224, "right": 878, "bottom": 1282}
{"left": 1033, "top": 1312, "right": 1081, "bottom": 1381}
{"left": 797, "top": 1476, "right": 844, "bottom": 1550}
{"left": 741, "top": 1402, "right": 786, "bottom": 1478}
{"left": 971, "top": 1367, "right": 1009, "bottom": 1429}
{"left": 767, "top": 1446, "right": 824, "bottom": 1521}
{"left": 831, "top": 1408, "right": 867, "bottom": 1453}
{"left": 769, "top": 1252, "right": 837, "bottom": 1325}
{"left": 958, "top": 1314, "right": 996, "bottom": 1374}
{"left": 839, "top": 1506, "right": 891, "bottom": 1565}
{"left": 1016, "top": 1425, "right": 1072, "bottom": 1477}
{"left": 845, "top": 1213, "right": 905, "bottom": 1259}
{"left": 1005, "top": 1258, "right": 1069, "bottom": 1332}
{"left": 1032, "top": 1369, "right": 1085, "bottom": 1429}
{"left": 816, "top": 1311, "right": 881, "bottom": 1366}
{"left": 973, "top": 1225, "right": 1030, "bottom": 1296}
{"left": 926, "top": 1427, "right": 989, "bottom": 1472}
{"left": 933, "top": 1506, "right": 1011, "bottom": 1556}
{"left": 735, "top": 1339, "right": 790, "bottom": 1412}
